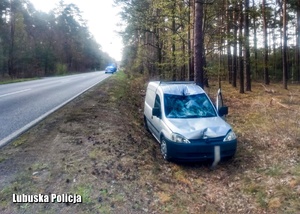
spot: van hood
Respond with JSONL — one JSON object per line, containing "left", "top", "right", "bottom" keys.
{"left": 166, "top": 117, "right": 231, "bottom": 139}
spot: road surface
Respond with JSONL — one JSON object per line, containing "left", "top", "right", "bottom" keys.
{"left": 0, "top": 71, "right": 110, "bottom": 147}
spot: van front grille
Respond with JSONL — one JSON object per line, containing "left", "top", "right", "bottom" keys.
{"left": 189, "top": 136, "right": 224, "bottom": 144}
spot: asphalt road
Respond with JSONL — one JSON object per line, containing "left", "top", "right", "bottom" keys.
{"left": 0, "top": 71, "right": 110, "bottom": 147}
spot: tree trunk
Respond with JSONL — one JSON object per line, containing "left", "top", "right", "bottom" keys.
{"left": 172, "top": 0, "right": 176, "bottom": 81}
{"left": 232, "top": 3, "right": 238, "bottom": 88}
{"left": 252, "top": 0, "right": 258, "bottom": 78}
{"left": 296, "top": 5, "right": 300, "bottom": 82}
{"left": 244, "top": 0, "right": 251, "bottom": 91}
{"left": 8, "top": 1, "right": 16, "bottom": 78}
{"left": 239, "top": 1, "right": 244, "bottom": 94}
{"left": 262, "top": 0, "right": 270, "bottom": 84}
{"left": 226, "top": 0, "right": 232, "bottom": 84}
{"left": 181, "top": 39, "right": 186, "bottom": 80}
{"left": 194, "top": 1, "right": 204, "bottom": 88}
{"left": 188, "top": 0, "right": 194, "bottom": 81}
{"left": 282, "top": 0, "right": 288, "bottom": 89}
{"left": 272, "top": 5, "right": 277, "bottom": 82}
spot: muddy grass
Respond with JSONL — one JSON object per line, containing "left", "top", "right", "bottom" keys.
{"left": 0, "top": 71, "right": 299, "bottom": 214}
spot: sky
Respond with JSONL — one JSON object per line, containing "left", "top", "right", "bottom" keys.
{"left": 30, "top": 0, "right": 124, "bottom": 61}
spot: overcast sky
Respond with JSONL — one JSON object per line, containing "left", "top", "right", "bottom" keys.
{"left": 30, "top": 0, "right": 123, "bottom": 61}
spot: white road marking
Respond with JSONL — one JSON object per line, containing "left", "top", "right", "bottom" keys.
{"left": 0, "top": 89, "right": 32, "bottom": 98}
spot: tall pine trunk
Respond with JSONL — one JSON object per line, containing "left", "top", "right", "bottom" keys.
{"left": 232, "top": 3, "right": 238, "bottom": 88}
{"left": 262, "top": 0, "right": 270, "bottom": 85}
{"left": 194, "top": 1, "right": 204, "bottom": 87}
{"left": 8, "top": 1, "right": 16, "bottom": 78}
{"left": 244, "top": 0, "right": 251, "bottom": 91}
{"left": 226, "top": 0, "right": 232, "bottom": 84}
{"left": 252, "top": 0, "right": 258, "bottom": 78}
{"left": 239, "top": 1, "right": 244, "bottom": 94}
{"left": 171, "top": 0, "right": 176, "bottom": 81}
{"left": 296, "top": 4, "right": 300, "bottom": 82}
{"left": 188, "top": 0, "right": 195, "bottom": 81}
{"left": 282, "top": 0, "right": 288, "bottom": 89}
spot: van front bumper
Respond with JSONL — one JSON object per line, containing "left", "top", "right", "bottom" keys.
{"left": 165, "top": 138, "right": 237, "bottom": 161}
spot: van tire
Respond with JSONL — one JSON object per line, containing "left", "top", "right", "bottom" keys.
{"left": 160, "top": 137, "right": 170, "bottom": 161}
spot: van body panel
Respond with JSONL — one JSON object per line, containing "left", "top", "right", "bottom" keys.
{"left": 144, "top": 82, "right": 164, "bottom": 140}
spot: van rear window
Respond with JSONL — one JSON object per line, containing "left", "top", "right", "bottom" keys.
{"left": 164, "top": 94, "right": 216, "bottom": 118}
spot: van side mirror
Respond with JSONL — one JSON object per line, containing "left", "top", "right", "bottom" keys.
{"left": 216, "top": 88, "right": 224, "bottom": 110}
{"left": 218, "top": 106, "right": 228, "bottom": 116}
{"left": 152, "top": 107, "right": 161, "bottom": 118}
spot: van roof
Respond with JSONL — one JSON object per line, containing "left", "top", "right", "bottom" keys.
{"left": 149, "top": 81, "right": 205, "bottom": 96}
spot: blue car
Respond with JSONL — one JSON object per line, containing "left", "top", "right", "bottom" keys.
{"left": 105, "top": 65, "right": 117, "bottom": 74}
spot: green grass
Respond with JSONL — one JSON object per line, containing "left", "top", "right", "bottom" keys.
{"left": 12, "top": 136, "right": 27, "bottom": 147}
{"left": 73, "top": 184, "right": 93, "bottom": 204}
{"left": 0, "top": 77, "right": 40, "bottom": 85}
{"left": 265, "top": 165, "right": 283, "bottom": 177}
{"left": 0, "top": 156, "right": 6, "bottom": 163}
{"left": 109, "top": 70, "right": 129, "bottom": 101}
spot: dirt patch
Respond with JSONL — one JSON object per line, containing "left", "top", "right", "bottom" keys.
{"left": 0, "top": 73, "right": 299, "bottom": 213}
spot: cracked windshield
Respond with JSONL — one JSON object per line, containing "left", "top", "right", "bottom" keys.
{"left": 164, "top": 94, "right": 216, "bottom": 118}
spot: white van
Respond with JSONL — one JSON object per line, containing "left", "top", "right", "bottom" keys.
{"left": 144, "top": 81, "right": 237, "bottom": 161}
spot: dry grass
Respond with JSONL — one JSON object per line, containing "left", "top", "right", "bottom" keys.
{"left": 0, "top": 73, "right": 299, "bottom": 213}
{"left": 207, "top": 81, "right": 300, "bottom": 212}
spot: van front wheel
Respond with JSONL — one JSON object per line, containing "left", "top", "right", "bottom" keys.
{"left": 161, "top": 137, "right": 170, "bottom": 161}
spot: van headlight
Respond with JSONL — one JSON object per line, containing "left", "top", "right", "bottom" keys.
{"left": 223, "top": 130, "right": 237, "bottom": 142}
{"left": 171, "top": 133, "right": 191, "bottom": 144}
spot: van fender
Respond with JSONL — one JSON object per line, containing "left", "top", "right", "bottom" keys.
{"left": 159, "top": 123, "right": 172, "bottom": 144}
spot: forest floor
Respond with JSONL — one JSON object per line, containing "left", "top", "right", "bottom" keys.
{"left": 0, "top": 71, "right": 299, "bottom": 214}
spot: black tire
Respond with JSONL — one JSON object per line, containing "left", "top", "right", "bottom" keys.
{"left": 160, "top": 137, "right": 170, "bottom": 161}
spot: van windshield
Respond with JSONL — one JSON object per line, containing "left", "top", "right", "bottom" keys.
{"left": 164, "top": 94, "right": 216, "bottom": 118}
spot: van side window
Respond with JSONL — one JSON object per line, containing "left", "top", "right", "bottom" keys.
{"left": 154, "top": 95, "right": 161, "bottom": 109}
